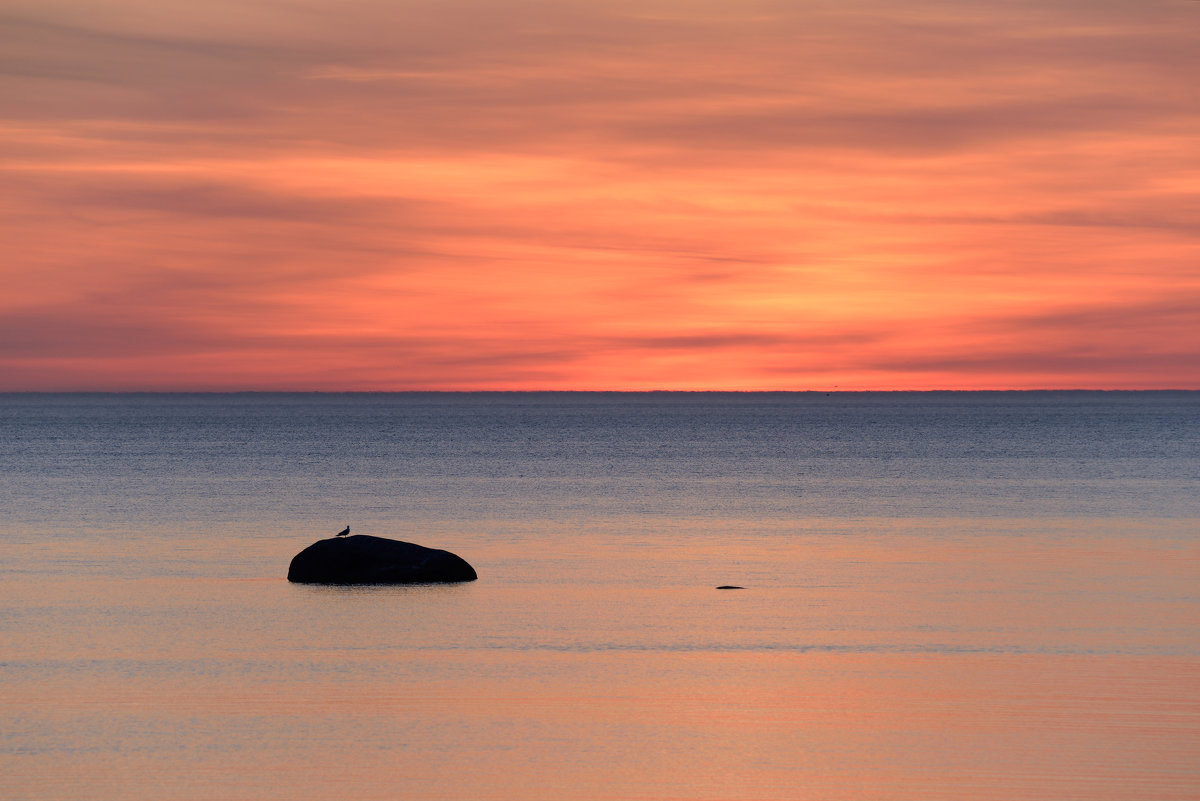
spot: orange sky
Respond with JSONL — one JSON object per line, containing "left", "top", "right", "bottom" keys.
{"left": 2, "top": 0, "right": 1198, "bottom": 390}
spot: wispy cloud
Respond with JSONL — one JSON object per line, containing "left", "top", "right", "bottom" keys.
{"left": 2, "top": 0, "right": 1198, "bottom": 388}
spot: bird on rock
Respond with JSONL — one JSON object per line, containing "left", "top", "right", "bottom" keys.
{"left": 336, "top": 526, "right": 350, "bottom": 537}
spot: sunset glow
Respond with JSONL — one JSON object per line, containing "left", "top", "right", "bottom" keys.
{"left": 3, "top": 0, "right": 1198, "bottom": 389}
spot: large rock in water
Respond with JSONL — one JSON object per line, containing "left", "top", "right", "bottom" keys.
{"left": 287, "top": 535, "right": 477, "bottom": 584}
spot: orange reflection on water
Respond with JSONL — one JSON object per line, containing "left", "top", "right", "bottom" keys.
{"left": 5, "top": 649, "right": 1197, "bottom": 801}
{"left": 2, "top": 517, "right": 1197, "bottom": 800}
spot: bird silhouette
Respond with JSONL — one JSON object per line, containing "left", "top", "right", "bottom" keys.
{"left": 336, "top": 526, "right": 350, "bottom": 537}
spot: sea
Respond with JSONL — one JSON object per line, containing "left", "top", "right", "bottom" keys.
{"left": 1, "top": 391, "right": 1197, "bottom": 801}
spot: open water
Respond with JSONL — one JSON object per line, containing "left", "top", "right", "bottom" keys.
{"left": 1, "top": 391, "right": 1197, "bottom": 800}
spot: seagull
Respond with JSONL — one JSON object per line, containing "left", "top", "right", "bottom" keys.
{"left": 336, "top": 526, "right": 350, "bottom": 537}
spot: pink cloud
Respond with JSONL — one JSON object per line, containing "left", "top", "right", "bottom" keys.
{"left": 2, "top": 0, "right": 1198, "bottom": 389}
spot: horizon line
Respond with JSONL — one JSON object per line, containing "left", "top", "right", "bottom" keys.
{"left": 2, "top": 388, "right": 1197, "bottom": 395}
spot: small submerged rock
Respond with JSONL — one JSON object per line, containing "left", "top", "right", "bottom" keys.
{"left": 288, "top": 534, "right": 477, "bottom": 585}
{"left": 715, "top": 585, "right": 745, "bottom": 590}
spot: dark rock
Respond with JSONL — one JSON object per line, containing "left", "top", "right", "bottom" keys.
{"left": 288, "top": 535, "right": 477, "bottom": 584}
{"left": 715, "top": 585, "right": 745, "bottom": 590}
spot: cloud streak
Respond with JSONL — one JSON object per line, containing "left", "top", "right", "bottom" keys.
{"left": 1, "top": 0, "right": 1198, "bottom": 389}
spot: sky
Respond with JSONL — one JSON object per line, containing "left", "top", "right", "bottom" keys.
{"left": 2, "top": 0, "right": 1198, "bottom": 390}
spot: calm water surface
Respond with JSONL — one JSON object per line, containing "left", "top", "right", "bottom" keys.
{"left": 1, "top": 392, "right": 1197, "bottom": 800}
